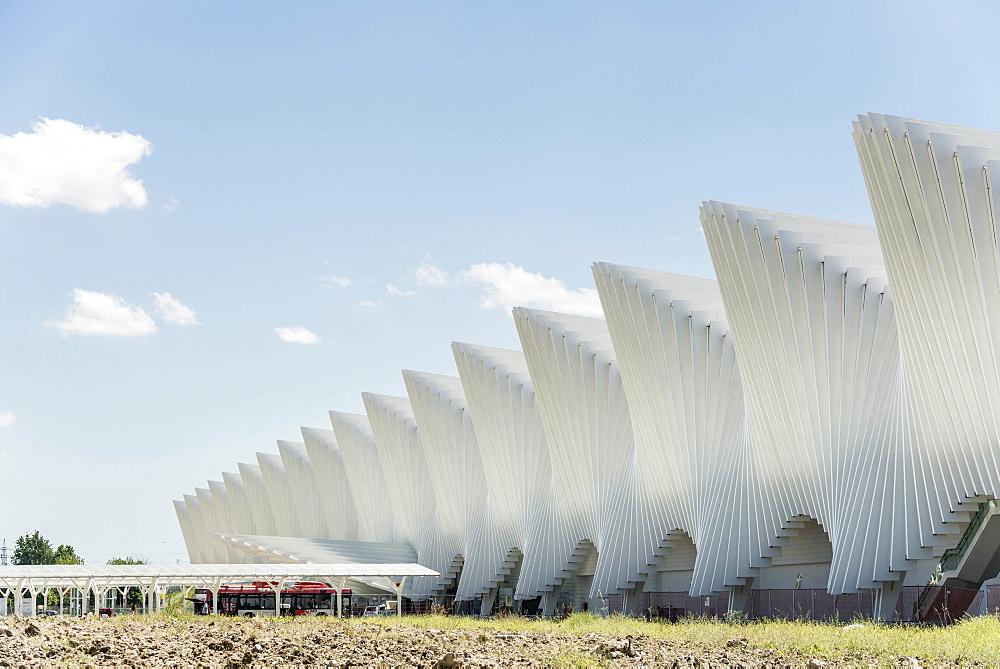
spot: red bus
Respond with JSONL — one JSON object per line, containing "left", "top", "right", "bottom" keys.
{"left": 192, "top": 581, "right": 351, "bottom": 617}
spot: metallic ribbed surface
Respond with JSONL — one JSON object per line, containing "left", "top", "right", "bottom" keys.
{"left": 451, "top": 342, "right": 554, "bottom": 600}
{"left": 174, "top": 112, "right": 1000, "bottom": 616}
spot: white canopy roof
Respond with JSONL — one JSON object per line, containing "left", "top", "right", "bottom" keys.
{"left": 0, "top": 563, "right": 438, "bottom": 589}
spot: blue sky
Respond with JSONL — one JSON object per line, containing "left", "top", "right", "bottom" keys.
{"left": 2, "top": 0, "right": 999, "bottom": 563}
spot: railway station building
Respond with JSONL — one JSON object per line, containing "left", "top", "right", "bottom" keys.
{"left": 175, "top": 114, "right": 1000, "bottom": 621}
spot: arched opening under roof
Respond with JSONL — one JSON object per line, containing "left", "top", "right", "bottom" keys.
{"left": 433, "top": 554, "right": 466, "bottom": 615}
{"left": 647, "top": 530, "right": 696, "bottom": 593}
{"left": 757, "top": 516, "right": 832, "bottom": 591}
{"left": 479, "top": 547, "right": 523, "bottom": 616}
{"left": 917, "top": 494, "right": 1000, "bottom": 623}
{"left": 553, "top": 539, "right": 598, "bottom": 614}
{"left": 932, "top": 494, "right": 1000, "bottom": 589}
{"left": 742, "top": 515, "right": 845, "bottom": 620}
{"left": 613, "top": 530, "right": 719, "bottom": 619}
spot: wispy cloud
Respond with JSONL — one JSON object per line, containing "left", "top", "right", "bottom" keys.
{"left": 382, "top": 262, "right": 450, "bottom": 298}
{"left": 323, "top": 276, "right": 352, "bottom": 289}
{"left": 274, "top": 325, "right": 320, "bottom": 344}
{"left": 151, "top": 292, "right": 200, "bottom": 325}
{"left": 45, "top": 289, "right": 159, "bottom": 337}
{"left": 0, "top": 118, "right": 152, "bottom": 213}
{"left": 0, "top": 412, "right": 16, "bottom": 427}
{"left": 413, "top": 263, "right": 450, "bottom": 288}
{"left": 461, "top": 262, "right": 604, "bottom": 318}
{"left": 385, "top": 284, "right": 416, "bottom": 297}
{"left": 350, "top": 300, "right": 387, "bottom": 312}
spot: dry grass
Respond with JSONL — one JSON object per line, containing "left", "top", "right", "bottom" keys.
{"left": 357, "top": 612, "right": 1000, "bottom": 665}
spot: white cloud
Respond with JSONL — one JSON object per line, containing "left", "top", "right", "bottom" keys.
{"left": 0, "top": 412, "right": 16, "bottom": 427}
{"left": 45, "top": 289, "right": 158, "bottom": 337}
{"left": 413, "top": 263, "right": 450, "bottom": 288}
{"left": 323, "top": 276, "right": 352, "bottom": 289}
{"left": 274, "top": 325, "right": 320, "bottom": 344}
{"left": 0, "top": 451, "right": 7, "bottom": 457}
{"left": 0, "top": 118, "right": 152, "bottom": 213}
{"left": 461, "top": 262, "right": 604, "bottom": 318}
{"left": 151, "top": 292, "right": 200, "bottom": 325}
{"left": 350, "top": 300, "right": 387, "bottom": 312}
{"left": 385, "top": 284, "right": 416, "bottom": 297}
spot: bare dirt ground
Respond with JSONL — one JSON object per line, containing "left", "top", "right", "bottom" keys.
{"left": 0, "top": 614, "right": 921, "bottom": 667}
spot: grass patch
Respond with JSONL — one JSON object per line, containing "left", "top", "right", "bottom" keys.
{"left": 355, "top": 612, "right": 1000, "bottom": 664}
{"left": 74, "top": 610, "right": 1000, "bottom": 664}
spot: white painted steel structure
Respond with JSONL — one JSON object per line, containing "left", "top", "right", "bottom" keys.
{"left": 513, "top": 308, "right": 645, "bottom": 613}
{"left": 451, "top": 342, "right": 554, "bottom": 607}
{"left": 592, "top": 263, "right": 746, "bottom": 599}
{"left": 0, "top": 564, "right": 439, "bottom": 617}
{"left": 176, "top": 113, "right": 1000, "bottom": 618}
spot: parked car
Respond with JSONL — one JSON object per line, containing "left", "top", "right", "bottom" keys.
{"left": 362, "top": 605, "right": 391, "bottom": 617}
{"left": 98, "top": 608, "right": 114, "bottom": 618}
{"left": 35, "top": 610, "right": 58, "bottom": 617}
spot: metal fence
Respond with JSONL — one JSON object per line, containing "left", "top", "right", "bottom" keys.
{"left": 399, "top": 584, "right": 1000, "bottom": 623}
{"left": 611, "top": 586, "right": 969, "bottom": 623}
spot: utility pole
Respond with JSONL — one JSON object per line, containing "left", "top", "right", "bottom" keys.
{"left": 1, "top": 539, "right": 8, "bottom": 566}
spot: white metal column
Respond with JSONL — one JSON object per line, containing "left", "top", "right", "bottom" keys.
{"left": 336, "top": 577, "right": 347, "bottom": 618}
{"left": 272, "top": 578, "right": 287, "bottom": 617}
{"left": 14, "top": 579, "right": 24, "bottom": 618}
{"left": 211, "top": 577, "right": 223, "bottom": 615}
{"left": 395, "top": 576, "right": 408, "bottom": 617}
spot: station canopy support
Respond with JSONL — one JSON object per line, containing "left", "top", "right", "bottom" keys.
{"left": 0, "top": 563, "right": 439, "bottom": 617}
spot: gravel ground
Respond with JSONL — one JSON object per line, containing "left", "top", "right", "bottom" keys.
{"left": 0, "top": 615, "right": 916, "bottom": 667}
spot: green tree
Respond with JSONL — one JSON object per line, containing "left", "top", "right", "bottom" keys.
{"left": 108, "top": 557, "right": 146, "bottom": 610}
{"left": 53, "top": 544, "right": 84, "bottom": 565}
{"left": 12, "top": 533, "right": 82, "bottom": 609}
{"left": 13, "top": 531, "right": 54, "bottom": 565}
{"left": 107, "top": 557, "right": 145, "bottom": 565}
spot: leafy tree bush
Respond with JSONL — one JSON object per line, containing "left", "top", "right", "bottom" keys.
{"left": 13, "top": 531, "right": 54, "bottom": 565}
{"left": 108, "top": 557, "right": 146, "bottom": 609}
{"left": 11, "top": 532, "right": 84, "bottom": 609}
{"left": 107, "top": 556, "right": 145, "bottom": 565}
{"left": 54, "top": 544, "right": 84, "bottom": 564}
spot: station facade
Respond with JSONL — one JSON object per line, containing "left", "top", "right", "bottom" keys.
{"left": 176, "top": 114, "right": 1000, "bottom": 620}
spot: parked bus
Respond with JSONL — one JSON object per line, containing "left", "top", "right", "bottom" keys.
{"left": 192, "top": 581, "right": 351, "bottom": 617}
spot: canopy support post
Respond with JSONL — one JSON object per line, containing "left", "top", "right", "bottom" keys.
{"left": 396, "top": 576, "right": 408, "bottom": 617}
{"left": 148, "top": 577, "right": 158, "bottom": 613}
{"left": 211, "top": 577, "right": 223, "bottom": 616}
{"left": 14, "top": 579, "right": 24, "bottom": 617}
{"left": 272, "top": 578, "right": 287, "bottom": 617}
{"left": 82, "top": 578, "right": 93, "bottom": 615}
{"left": 337, "top": 577, "right": 347, "bottom": 618}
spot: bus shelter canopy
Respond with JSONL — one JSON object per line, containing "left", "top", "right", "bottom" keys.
{"left": 0, "top": 563, "right": 438, "bottom": 592}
